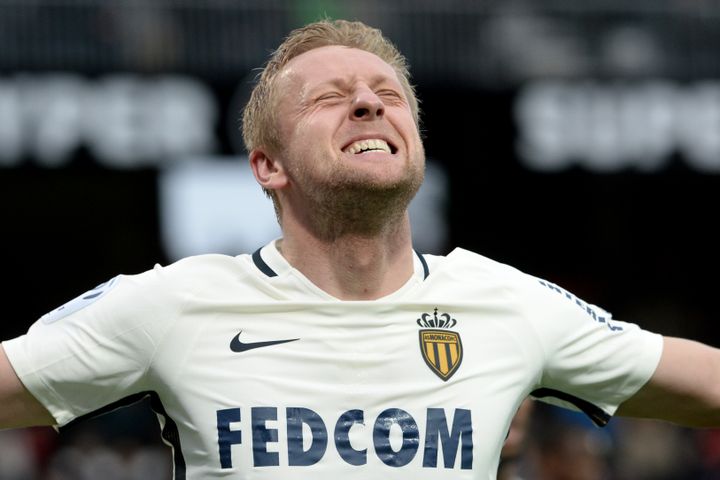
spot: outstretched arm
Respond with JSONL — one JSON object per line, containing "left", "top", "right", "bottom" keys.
{"left": 0, "top": 345, "right": 55, "bottom": 428}
{"left": 617, "top": 336, "right": 720, "bottom": 427}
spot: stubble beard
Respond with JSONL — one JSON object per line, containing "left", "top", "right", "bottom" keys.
{"left": 289, "top": 150, "right": 425, "bottom": 241}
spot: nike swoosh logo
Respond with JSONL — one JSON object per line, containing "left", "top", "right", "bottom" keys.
{"left": 230, "top": 331, "right": 299, "bottom": 353}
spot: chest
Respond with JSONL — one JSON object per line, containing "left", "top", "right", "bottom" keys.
{"left": 150, "top": 303, "right": 538, "bottom": 478}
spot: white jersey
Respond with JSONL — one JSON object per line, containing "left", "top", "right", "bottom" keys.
{"left": 3, "top": 240, "right": 662, "bottom": 479}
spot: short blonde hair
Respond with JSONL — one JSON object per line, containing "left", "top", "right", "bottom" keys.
{"left": 242, "top": 19, "right": 420, "bottom": 155}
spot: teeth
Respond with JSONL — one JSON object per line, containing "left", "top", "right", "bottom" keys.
{"left": 344, "top": 139, "right": 392, "bottom": 154}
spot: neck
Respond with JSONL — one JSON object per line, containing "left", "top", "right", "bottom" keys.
{"left": 278, "top": 213, "right": 415, "bottom": 300}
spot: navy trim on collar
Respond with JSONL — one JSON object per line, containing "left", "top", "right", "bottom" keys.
{"left": 416, "top": 251, "right": 430, "bottom": 280}
{"left": 253, "top": 246, "right": 429, "bottom": 280}
{"left": 252, "top": 248, "right": 278, "bottom": 277}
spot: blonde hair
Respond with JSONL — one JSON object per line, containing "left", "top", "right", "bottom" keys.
{"left": 242, "top": 19, "right": 420, "bottom": 155}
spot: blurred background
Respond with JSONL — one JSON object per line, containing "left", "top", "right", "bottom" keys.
{"left": 1, "top": 0, "right": 719, "bottom": 478}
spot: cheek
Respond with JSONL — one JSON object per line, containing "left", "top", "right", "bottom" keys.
{"left": 288, "top": 115, "right": 318, "bottom": 146}
{"left": 404, "top": 126, "right": 424, "bottom": 160}
{"left": 391, "top": 110, "right": 422, "bottom": 143}
{"left": 301, "top": 107, "right": 345, "bottom": 140}
{"left": 284, "top": 121, "right": 334, "bottom": 171}
{"left": 281, "top": 120, "right": 314, "bottom": 157}
{"left": 295, "top": 121, "right": 339, "bottom": 160}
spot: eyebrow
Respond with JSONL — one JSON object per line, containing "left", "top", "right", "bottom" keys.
{"left": 308, "top": 74, "right": 401, "bottom": 96}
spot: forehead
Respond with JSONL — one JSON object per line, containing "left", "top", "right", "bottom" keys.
{"left": 278, "top": 45, "right": 401, "bottom": 91}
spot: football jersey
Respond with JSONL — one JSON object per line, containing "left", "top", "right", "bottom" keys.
{"left": 3, "top": 240, "right": 663, "bottom": 479}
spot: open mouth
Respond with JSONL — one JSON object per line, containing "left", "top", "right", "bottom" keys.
{"left": 342, "top": 138, "right": 398, "bottom": 155}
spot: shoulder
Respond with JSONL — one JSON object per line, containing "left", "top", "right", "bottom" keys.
{"left": 140, "top": 253, "right": 251, "bottom": 285}
{"left": 157, "top": 253, "right": 248, "bottom": 278}
{"left": 118, "top": 254, "right": 255, "bottom": 297}
{"left": 427, "top": 247, "right": 538, "bottom": 289}
{"left": 426, "top": 247, "right": 597, "bottom": 315}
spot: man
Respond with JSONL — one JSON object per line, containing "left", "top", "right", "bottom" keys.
{"left": 0, "top": 19, "right": 719, "bottom": 479}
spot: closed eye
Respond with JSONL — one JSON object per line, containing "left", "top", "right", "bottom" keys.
{"left": 376, "top": 90, "right": 405, "bottom": 105}
{"left": 316, "top": 92, "right": 343, "bottom": 102}
{"left": 377, "top": 89, "right": 404, "bottom": 103}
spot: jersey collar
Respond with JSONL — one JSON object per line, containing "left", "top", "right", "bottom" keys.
{"left": 251, "top": 239, "right": 429, "bottom": 299}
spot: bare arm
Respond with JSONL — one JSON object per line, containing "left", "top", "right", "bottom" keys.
{"left": 617, "top": 336, "right": 720, "bottom": 427}
{"left": 0, "top": 345, "right": 55, "bottom": 428}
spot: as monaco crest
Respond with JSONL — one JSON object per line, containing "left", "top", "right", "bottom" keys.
{"left": 418, "top": 308, "right": 463, "bottom": 381}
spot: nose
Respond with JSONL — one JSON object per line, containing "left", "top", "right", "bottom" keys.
{"left": 350, "top": 89, "right": 384, "bottom": 121}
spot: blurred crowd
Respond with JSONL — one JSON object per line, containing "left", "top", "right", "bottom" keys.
{"left": 501, "top": 400, "right": 720, "bottom": 480}
{"left": 1, "top": 398, "right": 719, "bottom": 479}
{"left": 0, "top": 400, "right": 171, "bottom": 480}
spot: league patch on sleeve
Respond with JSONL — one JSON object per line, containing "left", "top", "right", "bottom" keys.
{"left": 40, "top": 277, "right": 119, "bottom": 324}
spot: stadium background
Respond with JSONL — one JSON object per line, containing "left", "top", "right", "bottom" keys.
{"left": 1, "top": 1, "right": 719, "bottom": 478}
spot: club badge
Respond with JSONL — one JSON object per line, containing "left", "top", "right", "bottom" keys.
{"left": 417, "top": 308, "right": 463, "bottom": 381}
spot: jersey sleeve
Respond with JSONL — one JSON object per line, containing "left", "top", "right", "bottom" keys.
{"left": 523, "top": 277, "right": 663, "bottom": 426}
{"left": 2, "top": 263, "right": 183, "bottom": 427}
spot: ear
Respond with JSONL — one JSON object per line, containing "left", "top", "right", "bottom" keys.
{"left": 249, "top": 148, "right": 288, "bottom": 192}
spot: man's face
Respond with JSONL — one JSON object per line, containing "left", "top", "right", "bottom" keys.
{"left": 271, "top": 45, "right": 425, "bottom": 221}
